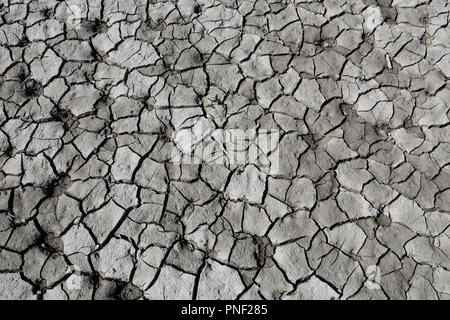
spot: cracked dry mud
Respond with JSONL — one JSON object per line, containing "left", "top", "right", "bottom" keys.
{"left": 0, "top": 0, "right": 449, "bottom": 300}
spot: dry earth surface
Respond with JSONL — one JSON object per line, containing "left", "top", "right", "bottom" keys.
{"left": 0, "top": 0, "right": 449, "bottom": 300}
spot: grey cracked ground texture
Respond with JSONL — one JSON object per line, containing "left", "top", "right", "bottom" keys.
{"left": 0, "top": 0, "right": 449, "bottom": 300}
